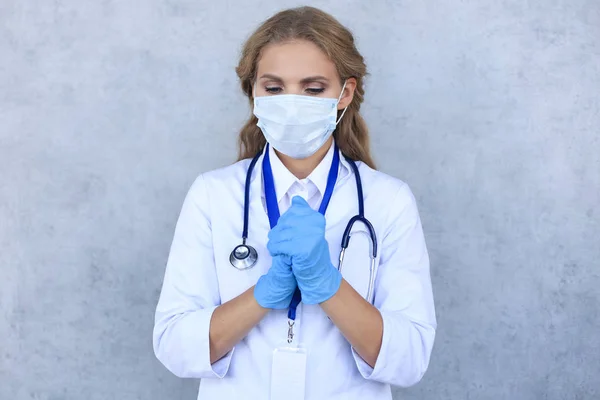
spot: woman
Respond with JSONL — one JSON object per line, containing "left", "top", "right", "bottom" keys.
{"left": 153, "top": 6, "right": 436, "bottom": 400}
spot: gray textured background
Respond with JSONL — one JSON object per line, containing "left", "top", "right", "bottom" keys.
{"left": 1, "top": 1, "right": 599, "bottom": 399}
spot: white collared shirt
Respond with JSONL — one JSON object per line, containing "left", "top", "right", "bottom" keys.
{"left": 264, "top": 141, "right": 346, "bottom": 211}
{"left": 153, "top": 141, "right": 437, "bottom": 400}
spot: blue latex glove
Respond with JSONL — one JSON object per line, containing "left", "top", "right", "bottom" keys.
{"left": 267, "top": 196, "right": 342, "bottom": 305}
{"left": 254, "top": 255, "right": 297, "bottom": 309}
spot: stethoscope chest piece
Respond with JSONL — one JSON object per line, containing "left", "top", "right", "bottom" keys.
{"left": 229, "top": 243, "right": 258, "bottom": 270}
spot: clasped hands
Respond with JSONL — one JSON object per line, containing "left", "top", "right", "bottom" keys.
{"left": 254, "top": 196, "right": 342, "bottom": 309}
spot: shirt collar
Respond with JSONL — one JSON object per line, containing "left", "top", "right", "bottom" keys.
{"left": 254, "top": 140, "right": 351, "bottom": 201}
{"left": 306, "top": 140, "right": 335, "bottom": 198}
{"left": 268, "top": 144, "right": 298, "bottom": 204}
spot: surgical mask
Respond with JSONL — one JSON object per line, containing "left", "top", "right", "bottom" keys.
{"left": 253, "top": 82, "right": 348, "bottom": 159}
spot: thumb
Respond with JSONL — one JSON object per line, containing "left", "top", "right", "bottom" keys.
{"left": 291, "top": 195, "right": 310, "bottom": 208}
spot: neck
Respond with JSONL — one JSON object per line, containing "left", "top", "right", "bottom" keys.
{"left": 274, "top": 137, "right": 334, "bottom": 179}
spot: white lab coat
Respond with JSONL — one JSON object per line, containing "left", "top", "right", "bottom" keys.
{"left": 153, "top": 142, "right": 437, "bottom": 399}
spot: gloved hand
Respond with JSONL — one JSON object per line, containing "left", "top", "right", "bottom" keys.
{"left": 254, "top": 255, "right": 297, "bottom": 309}
{"left": 267, "top": 196, "right": 342, "bottom": 304}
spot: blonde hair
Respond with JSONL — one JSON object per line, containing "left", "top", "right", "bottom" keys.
{"left": 235, "top": 6, "right": 376, "bottom": 169}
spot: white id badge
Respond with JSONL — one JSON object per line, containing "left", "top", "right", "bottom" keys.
{"left": 270, "top": 346, "right": 307, "bottom": 400}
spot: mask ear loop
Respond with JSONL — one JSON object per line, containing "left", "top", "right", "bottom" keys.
{"left": 335, "top": 80, "right": 349, "bottom": 125}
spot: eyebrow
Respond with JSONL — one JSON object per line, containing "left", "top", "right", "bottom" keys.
{"left": 259, "top": 74, "right": 330, "bottom": 84}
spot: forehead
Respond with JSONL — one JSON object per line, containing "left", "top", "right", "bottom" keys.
{"left": 257, "top": 40, "right": 339, "bottom": 80}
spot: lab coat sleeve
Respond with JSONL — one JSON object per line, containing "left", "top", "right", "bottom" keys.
{"left": 153, "top": 174, "right": 233, "bottom": 379}
{"left": 351, "top": 182, "right": 437, "bottom": 387}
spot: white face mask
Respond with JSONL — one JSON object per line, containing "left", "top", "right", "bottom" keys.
{"left": 253, "top": 82, "right": 348, "bottom": 159}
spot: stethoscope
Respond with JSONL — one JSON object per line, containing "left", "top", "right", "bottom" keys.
{"left": 229, "top": 144, "right": 378, "bottom": 303}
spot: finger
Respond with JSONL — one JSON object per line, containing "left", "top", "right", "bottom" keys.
{"left": 278, "top": 206, "right": 314, "bottom": 227}
{"left": 270, "top": 254, "right": 292, "bottom": 271}
{"left": 269, "top": 223, "right": 323, "bottom": 246}
{"left": 267, "top": 237, "right": 296, "bottom": 257}
{"left": 277, "top": 209, "right": 325, "bottom": 230}
{"left": 281, "top": 196, "right": 314, "bottom": 217}
{"left": 267, "top": 225, "right": 296, "bottom": 243}
{"left": 291, "top": 195, "right": 310, "bottom": 208}
{"left": 278, "top": 254, "right": 292, "bottom": 266}
{"left": 268, "top": 217, "right": 307, "bottom": 238}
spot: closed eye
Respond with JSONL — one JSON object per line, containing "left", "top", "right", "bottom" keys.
{"left": 305, "top": 88, "right": 326, "bottom": 95}
{"left": 265, "top": 86, "right": 283, "bottom": 94}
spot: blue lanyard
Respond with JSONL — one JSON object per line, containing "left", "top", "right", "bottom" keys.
{"left": 262, "top": 143, "right": 340, "bottom": 321}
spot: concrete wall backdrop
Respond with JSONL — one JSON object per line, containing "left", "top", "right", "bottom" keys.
{"left": 1, "top": 1, "right": 599, "bottom": 399}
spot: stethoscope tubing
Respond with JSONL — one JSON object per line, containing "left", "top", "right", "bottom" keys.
{"left": 242, "top": 152, "right": 261, "bottom": 242}
{"left": 232, "top": 147, "right": 378, "bottom": 303}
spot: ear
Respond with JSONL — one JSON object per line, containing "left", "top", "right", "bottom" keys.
{"left": 337, "top": 77, "right": 357, "bottom": 110}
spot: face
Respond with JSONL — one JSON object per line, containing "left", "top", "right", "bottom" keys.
{"left": 254, "top": 40, "right": 356, "bottom": 110}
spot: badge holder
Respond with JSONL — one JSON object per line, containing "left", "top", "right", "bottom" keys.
{"left": 270, "top": 318, "right": 307, "bottom": 400}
